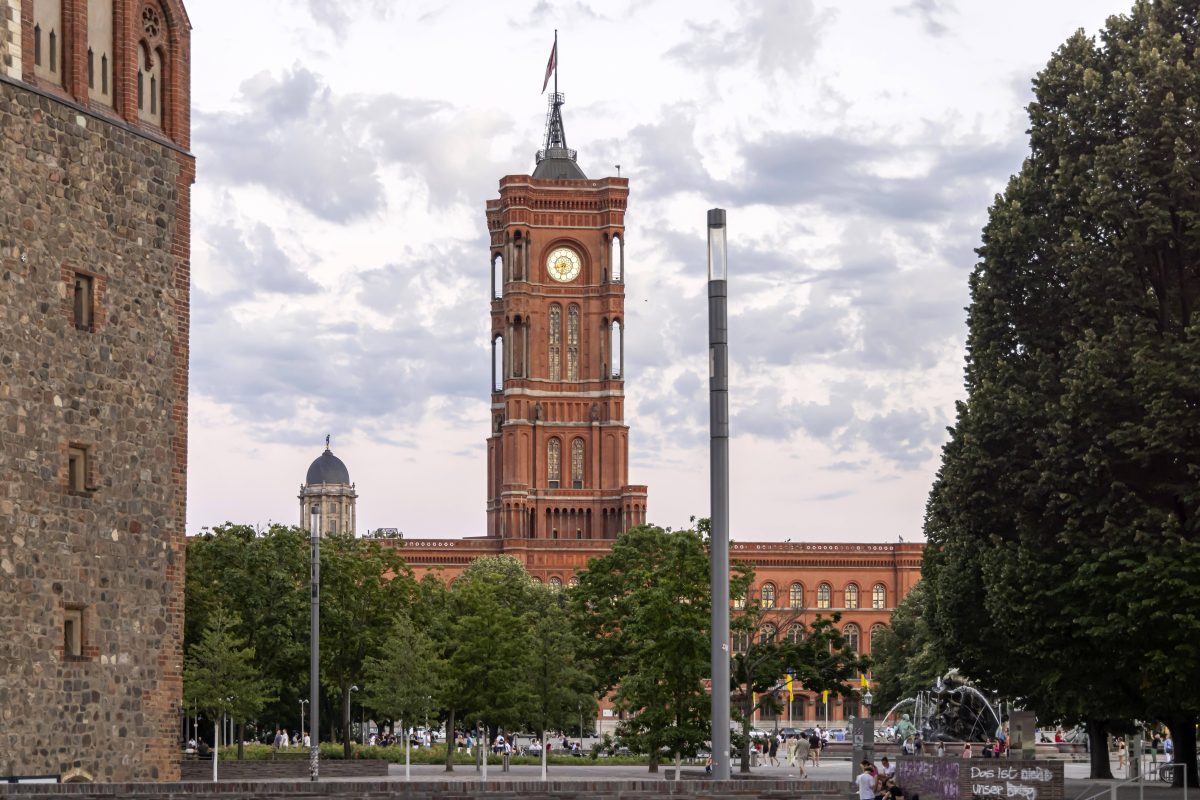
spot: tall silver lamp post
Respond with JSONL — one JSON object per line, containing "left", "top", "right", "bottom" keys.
{"left": 708, "top": 208, "right": 731, "bottom": 780}
{"left": 309, "top": 504, "right": 321, "bottom": 781}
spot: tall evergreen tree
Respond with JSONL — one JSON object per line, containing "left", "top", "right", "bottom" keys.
{"left": 924, "top": 0, "right": 1200, "bottom": 782}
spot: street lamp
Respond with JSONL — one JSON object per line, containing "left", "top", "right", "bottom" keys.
{"left": 300, "top": 699, "right": 308, "bottom": 746}
{"left": 309, "top": 503, "right": 321, "bottom": 781}
{"left": 350, "top": 685, "right": 365, "bottom": 746}
{"left": 707, "top": 207, "right": 731, "bottom": 781}
{"left": 863, "top": 689, "right": 874, "bottom": 712}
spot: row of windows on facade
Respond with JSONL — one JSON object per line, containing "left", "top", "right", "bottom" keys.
{"left": 491, "top": 236, "right": 623, "bottom": 298}
{"left": 736, "top": 581, "right": 889, "bottom": 610}
{"left": 492, "top": 310, "right": 623, "bottom": 389}
{"left": 545, "top": 438, "right": 585, "bottom": 488}
{"left": 31, "top": 0, "right": 168, "bottom": 128}
{"left": 733, "top": 621, "right": 886, "bottom": 655}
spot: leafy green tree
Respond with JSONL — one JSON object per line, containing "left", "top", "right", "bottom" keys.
{"left": 360, "top": 611, "right": 441, "bottom": 773}
{"left": 319, "top": 534, "right": 416, "bottom": 758}
{"left": 183, "top": 608, "right": 274, "bottom": 770}
{"left": 526, "top": 588, "right": 596, "bottom": 748}
{"left": 572, "top": 524, "right": 743, "bottom": 772}
{"left": 870, "top": 582, "right": 946, "bottom": 710}
{"left": 923, "top": 0, "right": 1200, "bottom": 782}
{"left": 185, "top": 524, "right": 308, "bottom": 749}
{"left": 729, "top": 601, "right": 867, "bottom": 773}
{"left": 442, "top": 556, "right": 540, "bottom": 752}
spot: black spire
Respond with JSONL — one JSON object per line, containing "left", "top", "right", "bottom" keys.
{"left": 533, "top": 33, "right": 586, "bottom": 180}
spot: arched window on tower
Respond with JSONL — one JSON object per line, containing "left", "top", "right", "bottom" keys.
{"left": 492, "top": 254, "right": 503, "bottom": 300}
{"left": 873, "top": 583, "right": 887, "bottom": 609}
{"left": 844, "top": 583, "right": 859, "bottom": 609}
{"left": 87, "top": 0, "right": 114, "bottom": 107}
{"left": 842, "top": 623, "right": 860, "bottom": 654}
{"left": 789, "top": 582, "right": 804, "bottom": 609}
{"left": 760, "top": 582, "right": 776, "bottom": 609}
{"left": 567, "top": 305, "right": 580, "bottom": 381}
{"left": 817, "top": 582, "right": 831, "bottom": 609}
{"left": 512, "top": 317, "right": 525, "bottom": 378}
{"left": 547, "top": 439, "right": 561, "bottom": 489}
{"left": 492, "top": 335, "right": 504, "bottom": 392}
{"left": 32, "top": 0, "right": 63, "bottom": 86}
{"left": 611, "top": 236, "right": 623, "bottom": 282}
{"left": 548, "top": 305, "right": 562, "bottom": 381}
{"left": 610, "top": 320, "right": 622, "bottom": 378}
{"left": 137, "top": 44, "right": 162, "bottom": 126}
{"left": 570, "top": 438, "right": 584, "bottom": 489}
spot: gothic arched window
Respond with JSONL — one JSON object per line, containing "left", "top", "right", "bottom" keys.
{"left": 845, "top": 583, "right": 859, "bottom": 609}
{"left": 759, "top": 623, "right": 777, "bottom": 644}
{"left": 547, "top": 439, "right": 561, "bottom": 489}
{"left": 872, "top": 583, "right": 887, "bottom": 609}
{"left": 843, "top": 623, "right": 860, "bottom": 653}
{"left": 789, "top": 582, "right": 804, "bottom": 609}
{"left": 760, "top": 582, "right": 776, "bottom": 609}
{"left": 870, "top": 623, "right": 887, "bottom": 653}
{"left": 549, "top": 576, "right": 562, "bottom": 590}
{"left": 611, "top": 236, "right": 623, "bottom": 282}
{"left": 567, "top": 305, "right": 580, "bottom": 381}
{"left": 787, "top": 623, "right": 805, "bottom": 643}
{"left": 548, "top": 305, "right": 562, "bottom": 381}
{"left": 571, "top": 439, "right": 585, "bottom": 488}
{"left": 817, "top": 583, "right": 831, "bottom": 609}
{"left": 610, "top": 320, "right": 622, "bottom": 378}
{"left": 733, "top": 630, "right": 750, "bottom": 654}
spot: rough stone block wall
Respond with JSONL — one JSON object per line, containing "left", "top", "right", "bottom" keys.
{"left": 0, "top": 77, "right": 190, "bottom": 782}
{"left": 0, "top": 0, "right": 19, "bottom": 79}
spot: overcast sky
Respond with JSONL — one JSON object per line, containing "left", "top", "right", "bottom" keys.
{"left": 185, "top": 0, "right": 1122, "bottom": 541}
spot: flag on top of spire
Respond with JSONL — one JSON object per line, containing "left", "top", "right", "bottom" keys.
{"left": 542, "top": 35, "right": 557, "bottom": 93}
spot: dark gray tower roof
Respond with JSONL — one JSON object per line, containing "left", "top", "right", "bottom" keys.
{"left": 534, "top": 92, "right": 586, "bottom": 180}
{"left": 306, "top": 446, "right": 350, "bottom": 485}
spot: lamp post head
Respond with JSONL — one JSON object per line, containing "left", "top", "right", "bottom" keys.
{"left": 707, "top": 208, "right": 727, "bottom": 281}
{"left": 864, "top": 690, "right": 873, "bottom": 707}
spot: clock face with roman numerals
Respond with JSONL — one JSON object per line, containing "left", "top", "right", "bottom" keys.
{"left": 546, "top": 247, "right": 582, "bottom": 283}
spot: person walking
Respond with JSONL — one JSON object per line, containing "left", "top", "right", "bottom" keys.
{"left": 768, "top": 734, "right": 780, "bottom": 767}
{"left": 1118, "top": 738, "right": 1127, "bottom": 771}
{"left": 856, "top": 760, "right": 878, "bottom": 800}
{"left": 797, "top": 734, "right": 811, "bottom": 776}
{"left": 810, "top": 729, "right": 822, "bottom": 766}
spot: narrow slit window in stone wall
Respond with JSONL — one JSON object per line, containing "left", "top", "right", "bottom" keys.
{"left": 88, "top": 48, "right": 94, "bottom": 88}
{"left": 68, "top": 446, "right": 89, "bottom": 492}
{"left": 64, "top": 608, "right": 83, "bottom": 658}
{"left": 101, "top": 55, "right": 109, "bottom": 94}
{"left": 74, "top": 273, "right": 93, "bottom": 330}
{"left": 49, "top": 30, "right": 57, "bottom": 72}
{"left": 34, "top": 24, "right": 42, "bottom": 66}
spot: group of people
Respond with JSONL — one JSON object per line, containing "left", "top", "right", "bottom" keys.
{"left": 270, "top": 729, "right": 311, "bottom": 748}
{"left": 857, "top": 757, "right": 904, "bottom": 800}
{"left": 743, "top": 728, "right": 831, "bottom": 775}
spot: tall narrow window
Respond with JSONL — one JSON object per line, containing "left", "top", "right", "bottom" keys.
{"left": 789, "top": 582, "right": 804, "bottom": 609}
{"left": 548, "top": 305, "right": 561, "bottom": 381}
{"left": 733, "top": 630, "right": 749, "bottom": 654}
{"left": 49, "top": 30, "right": 57, "bottom": 72}
{"left": 759, "top": 623, "right": 777, "bottom": 644}
{"left": 567, "top": 306, "right": 580, "bottom": 381}
{"left": 611, "top": 236, "right": 623, "bottom": 282}
{"left": 845, "top": 584, "right": 859, "bottom": 609}
{"left": 843, "top": 623, "right": 860, "bottom": 653}
{"left": 547, "top": 439, "right": 561, "bottom": 489}
{"left": 68, "top": 446, "right": 89, "bottom": 492}
{"left": 787, "top": 623, "right": 805, "bottom": 643}
{"left": 492, "top": 336, "right": 503, "bottom": 392}
{"left": 610, "top": 320, "right": 622, "bottom": 378}
{"left": 150, "top": 76, "right": 157, "bottom": 114}
{"left": 101, "top": 55, "right": 108, "bottom": 95}
{"left": 88, "top": 48, "right": 95, "bottom": 88}
{"left": 73, "top": 273, "right": 94, "bottom": 331}
{"left": 870, "top": 624, "right": 887, "bottom": 654}
{"left": 137, "top": 70, "right": 144, "bottom": 110}
{"left": 64, "top": 608, "right": 83, "bottom": 658}
{"left": 34, "top": 24, "right": 42, "bottom": 66}
{"left": 492, "top": 254, "right": 503, "bottom": 300}
{"left": 88, "top": 0, "right": 115, "bottom": 106}
{"left": 817, "top": 583, "right": 831, "bottom": 609}
{"left": 872, "top": 583, "right": 887, "bottom": 609}
{"left": 570, "top": 439, "right": 584, "bottom": 489}
{"left": 761, "top": 582, "right": 776, "bottom": 609}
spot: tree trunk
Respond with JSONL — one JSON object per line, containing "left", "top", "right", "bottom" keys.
{"left": 740, "top": 694, "right": 753, "bottom": 774}
{"left": 648, "top": 749, "right": 659, "bottom": 773}
{"left": 1164, "top": 715, "right": 1198, "bottom": 788}
{"left": 236, "top": 721, "right": 244, "bottom": 760}
{"left": 1086, "top": 719, "right": 1114, "bottom": 780}
{"left": 445, "top": 708, "right": 456, "bottom": 772}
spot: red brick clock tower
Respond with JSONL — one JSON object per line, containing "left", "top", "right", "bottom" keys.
{"left": 485, "top": 92, "right": 648, "bottom": 540}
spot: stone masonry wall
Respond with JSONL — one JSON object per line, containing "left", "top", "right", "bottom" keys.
{"left": 0, "top": 76, "right": 191, "bottom": 781}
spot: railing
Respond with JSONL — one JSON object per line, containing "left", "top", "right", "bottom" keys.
{"left": 1074, "top": 756, "right": 1189, "bottom": 800}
